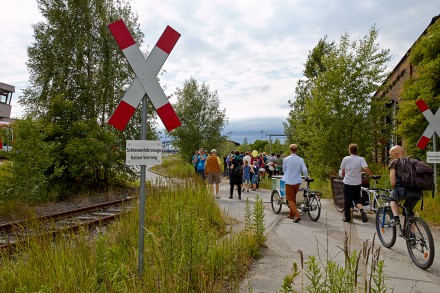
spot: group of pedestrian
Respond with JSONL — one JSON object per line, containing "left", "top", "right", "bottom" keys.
{"left": 192, "top": 148, "right": 223, "bottom": 199}
{"left": 224, "top": 150, "right": 272, "bottom": 199}
{"left": 278, "top": 142, "right": 418, "bottom": 226}
{"left": 192, "top": 142, "right": 416, "bottom": 228}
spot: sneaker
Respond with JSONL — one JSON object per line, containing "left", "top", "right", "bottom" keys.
{"left": 293, "top": 217, "right": 301, "bottom": 223}
{"left": 215, "top": 195, "right": 220, "bottom": 199}
{"left": 242, "top": 188, "right": 245, "bottom": 191}
{"left": 360, "top": 210, "right": 368, "bottom": 223}
{"left": 342, "top": 216, "right": 350, "bottom": 223}
{"left": 390, "top": 218, "right": 400, "bottom": 226}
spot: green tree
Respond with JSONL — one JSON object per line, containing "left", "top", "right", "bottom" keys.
{"left": 9, "top": 118, "right": 58, "bottom": 201}
{"left": 11, "top": 0, "right": 149, "bottom": 198}
{"left": 284, "top": 37, "right": 334, "bottom": 148}
{"left": 397, "top": 20, "right": 440, "bottom": 156}
{"left": 285, "top": 27, "right": 390, "bottom": 179}
{"left": 170, "top": 78, "right": 228, "bottom": 161}
{"left": 238, "top": 137, "right": 250, "bottom": 153}
{"left": 270, "top": 139, "right": 285, "bottom": 155}
{"left": 251, "top": 140, "right": 268, "bottom": 154}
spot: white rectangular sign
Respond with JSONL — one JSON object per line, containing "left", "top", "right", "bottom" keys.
{"left": 427, "top": 152, "right": 440, "bottom": 163}
{"left": 126, "top": 140, "right": 162, "bottom": 166}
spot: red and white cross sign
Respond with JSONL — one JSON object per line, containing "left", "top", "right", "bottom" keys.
{"left": 107, "top": 19, "right": 181, "bottom": 132}
{"left": 416, "top": 99, "right": 440, "bottom": 149}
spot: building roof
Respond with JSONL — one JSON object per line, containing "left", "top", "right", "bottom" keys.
{"left": 0, "top": 82, "right": 15, "bottom": 96}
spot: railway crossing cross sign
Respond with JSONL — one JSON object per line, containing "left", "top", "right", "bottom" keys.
{"left": 107, "top": 19, "right": 182, "bottom": 276}
{"left": 107, "top": 19, "right": 181, "bottom": 132}
{"left": 416, "top": 99, "right": 439, "bottom": 193}
{"left": 416, "top": 99, "right": 440, "bottom": 150}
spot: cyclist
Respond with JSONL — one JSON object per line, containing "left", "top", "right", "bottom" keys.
{"left": 340, "top": 143, "right": 374, "bottom": 223}
{"left": 388, "top": 145, "right": 422, "bottom": 226}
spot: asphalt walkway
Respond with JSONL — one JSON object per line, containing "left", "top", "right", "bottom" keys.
{"left": 214, "top": 177, "right": 440, "bottom": 293}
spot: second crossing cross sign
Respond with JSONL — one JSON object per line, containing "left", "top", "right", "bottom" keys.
{"left": 107, "top": 19, "right": 181, "bottom": 132}
{"left": 416, "top": 99, "right": 440, "bottom": 149}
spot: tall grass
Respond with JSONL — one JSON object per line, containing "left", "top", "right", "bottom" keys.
{"left": 0, "top": 179, "right": 265, "bottom": 292}
{"left": 279, "top": 233, "right": 386, "bottom": 292}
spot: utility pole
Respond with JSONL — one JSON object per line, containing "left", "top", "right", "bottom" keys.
{"left": 265, "top": 134, "right": 285, "bottom": 154}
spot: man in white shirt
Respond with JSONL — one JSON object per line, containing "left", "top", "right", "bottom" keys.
{"left": 282, "top": 144, "right": 308, "bottom": 223}
{"left": 340, "top": 143, "right": 374, "bottom": 223}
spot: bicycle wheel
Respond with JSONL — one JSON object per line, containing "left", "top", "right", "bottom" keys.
{"left": 406, "top": 217, "right": 435, "bottom": 269}
{"left": 375, "top": 206, "right": 396, "bottom": 248}
{"left": 307, "top": 195, "right": 321, "bottom": 221}
{"left": 271, "top": 190, "right": 283, "bottom": 214}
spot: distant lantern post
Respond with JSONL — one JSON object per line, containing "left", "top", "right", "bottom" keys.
{"left": 107, "top": 19, "right": 181, "bottom": 276}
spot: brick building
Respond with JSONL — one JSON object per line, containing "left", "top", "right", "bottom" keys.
{"left": 373, "top": 14, "right": 440, "bottom": 161}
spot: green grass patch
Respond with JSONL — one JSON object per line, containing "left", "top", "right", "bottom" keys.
{"left": 150, "top": 155, "right": 195, "bottom": 178}
{"left": 0, "top": 179, "right": 265, "bottom": 292}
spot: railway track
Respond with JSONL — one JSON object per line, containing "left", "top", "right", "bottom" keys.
{"left": 0, "top": 197, "right": 135, "bottom": 251}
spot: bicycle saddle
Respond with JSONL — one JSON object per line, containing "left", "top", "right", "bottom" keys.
{"left": 305, "top": 177, "right": 314, "bottom": 183}
{"left": 370, "top": 175, "right": 381, "bottom": 180}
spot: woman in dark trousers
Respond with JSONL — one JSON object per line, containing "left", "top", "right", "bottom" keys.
{"left": 229, "top": 151, "right": 243, "bottom": 200}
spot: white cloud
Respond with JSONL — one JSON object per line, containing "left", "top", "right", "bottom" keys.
{"left": 1, "top": 0, "right": 440, "bottom": 137}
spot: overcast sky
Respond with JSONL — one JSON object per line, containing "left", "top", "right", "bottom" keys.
{"left": 1, "top": 0, "right": 439, "bottom": 143}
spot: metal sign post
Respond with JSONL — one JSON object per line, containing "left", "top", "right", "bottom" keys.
{"left": 107, "top": 19, "right": 182, "bottom": 276}
{"left": 138, "top": 95, "right": 147, "bottom": 276}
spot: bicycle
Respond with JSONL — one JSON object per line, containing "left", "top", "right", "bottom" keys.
{"left": 335, "top": 175, "right": 389, "bottom": 214}
{"left": 271, "top": 178, "right": 322, "bottom": 221}
{"left": 376, "top": 196, "right": 435, "bottom": 269}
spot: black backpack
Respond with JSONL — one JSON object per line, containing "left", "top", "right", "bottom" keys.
{"left": 396, "top": 156, "right": 434, "bottom": 191}
{"left": 234, "top": 165, "right": 243, "bottom": 177}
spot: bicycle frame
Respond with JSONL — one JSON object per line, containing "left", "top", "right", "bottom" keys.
{"left": 358, "top": 186, "right": 390, "bottom": 213}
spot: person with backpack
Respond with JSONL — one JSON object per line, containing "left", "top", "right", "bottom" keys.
{"left": 229, "top": 151, "right": 243, "bottom": 200}
{"left": 196, "top": 148, "right": 207, "bottom": 180}
{"left": 388, "top": 145, "right": 424, "bottom": 226}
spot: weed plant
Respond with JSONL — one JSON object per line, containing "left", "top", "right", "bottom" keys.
{"left": 279, "top": 233, "right": 387, "bottom": 293}
{"left": 0, "top": 179, "right": 266, "bottom": 292}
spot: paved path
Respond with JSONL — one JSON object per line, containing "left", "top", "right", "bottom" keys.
{"left": 212, "top": 178, "right": 440, "bottom": 292}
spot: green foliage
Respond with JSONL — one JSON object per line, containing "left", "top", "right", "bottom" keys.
{"left": 170, "top": 77, "right": 229, "bottom": 161}
{"left": 22, "top": 0, "right": 144, "bottom": 126}
{"left": 8, "top": 118, "right": 57, "bottom": 201}
{"left": 285, "top": 27, "right": 391, "bottom": 180}
{"left": 397, "top": 20, "right": 440, "bottom": 155}
{"left": 0, "top": 160, "right": 13, "bottom": 201}
{"left": 251, "top": 139, "right": 269, "bottom": 154}
{"left": 252, "top": 195, "right": 266, "bottom": 246}
{"left": 280, "top": 234, "right": 387, "bottom": 292}
{"left": 8, "top": 0, "right": 154, "bottom": 199}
